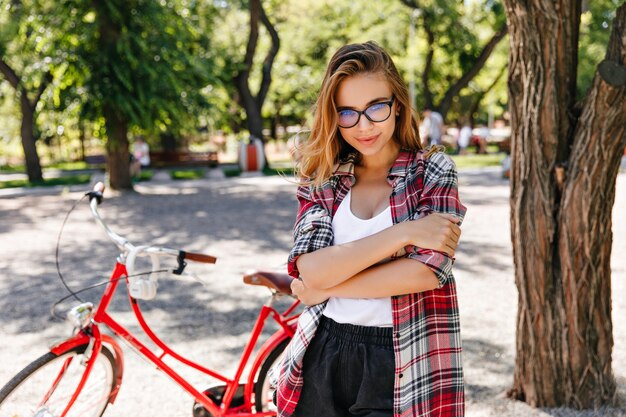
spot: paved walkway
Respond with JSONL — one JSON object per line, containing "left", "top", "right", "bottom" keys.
{"left": 0, "top": 168, "right": 624, "bottom": 416}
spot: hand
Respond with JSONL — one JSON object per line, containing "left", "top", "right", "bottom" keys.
{"left": 402, "top": 213, "right": 461, "bottom": 257}
{"left": 291, "top": 278, "right": 330, "bottom": 306}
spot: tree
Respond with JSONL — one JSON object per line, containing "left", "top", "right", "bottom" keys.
{"left": 0, "top": 1, "right": 58, "bottom": 182}
{"left": 233, "top": 0, "right": 279, "bottom": 145}
{"left": 72, "top": 0, "right": 214, "bottom": 190}
{"left": 399, "top": 0, "right": 508, "bottom": 120}
{"left": 504, "top": 0, "right": 625, "bottom": 409}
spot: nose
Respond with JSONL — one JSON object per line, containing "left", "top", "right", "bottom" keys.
{"left": 356, "top": 113, "right": 374, "bottom": 130}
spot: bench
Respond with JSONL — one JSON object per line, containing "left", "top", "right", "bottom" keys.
{"left": 84, "top": 154, "right": 107, "bottom": 165}
{"left": 149, "top": 151, "right": 219, "bottom": 168}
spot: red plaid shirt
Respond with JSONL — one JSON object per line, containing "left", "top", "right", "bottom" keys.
{"left": 275, "top": 149, "right": 467, "bottom": 417}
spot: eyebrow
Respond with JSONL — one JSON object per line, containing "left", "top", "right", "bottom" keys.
{"left": 336, "top": 96, "right": 391, "bottom": 110}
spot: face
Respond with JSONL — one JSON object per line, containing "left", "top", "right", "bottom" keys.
{"left": 335, "top": 73, "right": 399, "bottom": 165}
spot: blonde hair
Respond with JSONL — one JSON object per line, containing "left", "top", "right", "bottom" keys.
{"left": 296, "top": 41, "right": 425, "bottom": 186}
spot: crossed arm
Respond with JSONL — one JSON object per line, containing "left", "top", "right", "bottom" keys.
{"left": 292, "top": 213, "right": 461, "bottom": 305}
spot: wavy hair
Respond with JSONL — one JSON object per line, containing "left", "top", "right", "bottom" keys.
{"left": 296, "top": 41, "right": 425, "bottom": 185}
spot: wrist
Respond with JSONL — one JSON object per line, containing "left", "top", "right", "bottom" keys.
{"left": 394, "top": 222, "right": 413, "bottom": 248}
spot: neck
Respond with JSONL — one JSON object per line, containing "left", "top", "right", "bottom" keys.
{"left": 360, "top": 142, "right": 400, "bottom": 171}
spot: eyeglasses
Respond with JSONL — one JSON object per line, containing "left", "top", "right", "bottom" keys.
{"left": 336, "top": 96, "right": 395, "bottom": 129}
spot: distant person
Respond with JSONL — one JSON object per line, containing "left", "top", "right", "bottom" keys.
{"left": 133, "top": 136, "right": 151, "bottom": 169}
{"left": 421, "top": 108, "right": 444, "bottom": 146}
{"left": 457, "top": 121, "right": 473, "bottom": 155}
{"left": 475, "top": 125, "right": 489, "bottom": 154}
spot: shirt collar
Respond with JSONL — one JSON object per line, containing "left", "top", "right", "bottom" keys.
{"left": 332, "top": 148, "right": 415, "bottom": 185}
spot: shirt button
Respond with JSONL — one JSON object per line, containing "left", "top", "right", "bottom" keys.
{"left": 399, "top": 373, "right": 404, "bottom": 378}
{"left": 394, "top": 332, "right": 400, "bottom": 338}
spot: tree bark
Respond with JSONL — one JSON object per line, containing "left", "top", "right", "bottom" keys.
{"left": 505, "top": 0, "right": 624, "bottom": 408}
{"left": 104, "top": 104, "right": 132, "bottom": 190}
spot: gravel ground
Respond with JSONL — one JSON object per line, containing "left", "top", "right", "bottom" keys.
{"left": 0, "top": 168, "right": 624, "bottom": 417}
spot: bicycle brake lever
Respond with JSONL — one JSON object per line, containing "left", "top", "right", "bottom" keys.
{"left": 86, "top": 182, "right": 105, "bottom": 204}
{"left": 173, "top": 252, "right": 187, "bottom": 275}
{"left": 86, "top": 190, "right": 103, "bottom": 204}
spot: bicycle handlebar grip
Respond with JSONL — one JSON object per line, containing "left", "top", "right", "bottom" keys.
{"left": 181, "top": 251, "right": 217, "bottom": 264}
{"left": 87, "top": 182, "right": 105, "bottom": 204}
{"left": 93, "top": 182, "right": 105, "bottom": 194}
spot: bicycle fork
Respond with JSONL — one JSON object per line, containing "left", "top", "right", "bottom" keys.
{"left": 49, "top": 325, "right": 125, "bottom": 416}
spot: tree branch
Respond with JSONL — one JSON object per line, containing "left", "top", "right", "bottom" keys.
{"left": 421, "top": 14, "right": 435, "bottom": 109}
{"left": 468, "top": 63, "right": 507, "bottom": 122}
{"left": 598, "top": 4, "right": 626, "bottom": 87}
{"left": 438, "top": 23, "right": 508, "bottom": 118}
{"left": 398, "top": 0, "right": 420, "bottom": 10}
{"left": 256, "top": 1, "right": 280, "bottom": 108}
{"left": 32, "top": 70, "right": 52, "bottom": 108}
{"left": 243, "top": 0, "right": 260, "bottom": 72}
{"left": 0, "top": 56, "right": 21, "bottom": 90}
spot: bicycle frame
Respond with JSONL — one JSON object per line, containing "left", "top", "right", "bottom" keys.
{"left": 50, "top": 259, "right": 299, "bottom": 417}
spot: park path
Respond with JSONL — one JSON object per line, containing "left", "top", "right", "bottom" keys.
{"left": 0, "top": 168, "right": 624, "bottom": 417}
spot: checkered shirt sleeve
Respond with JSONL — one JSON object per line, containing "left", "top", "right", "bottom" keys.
{"left": 405, "top": 152, "right": 466, "bottom": 287}
{"left": 286, "top": 186, "right": 334, "bottom": 278}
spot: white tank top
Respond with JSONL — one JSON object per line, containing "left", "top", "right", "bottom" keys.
{"left": 323, "top": 189, "right": 394, "bottom": 327}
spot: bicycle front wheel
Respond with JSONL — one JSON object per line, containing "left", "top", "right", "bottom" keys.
{"left": 0, "top": 344, "right": 117, "bottom": 417}
{"left": 254, "top": 338, "right": 290, "bottom": 413}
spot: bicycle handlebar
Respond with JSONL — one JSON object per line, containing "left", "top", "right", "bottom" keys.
{"left": 181, "top": 251, "right": 217, "bottom": 264}
{"left": 85, "top": 182, "right": 217, "bottom": 299}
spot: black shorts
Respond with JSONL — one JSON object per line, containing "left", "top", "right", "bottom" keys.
{"left": 293, "top": 316, "right": 395, "bottom": 417}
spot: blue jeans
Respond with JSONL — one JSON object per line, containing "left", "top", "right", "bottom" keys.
{"left": 293, "top": 316, "right": 395, "bottom": 417}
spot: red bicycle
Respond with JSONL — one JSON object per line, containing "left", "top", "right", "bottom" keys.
{"left": 0, "top": 183, "right": 299, "bottom": 417}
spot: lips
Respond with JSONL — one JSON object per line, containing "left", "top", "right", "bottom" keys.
{"left": 355, "top": 134, "right": 379, "bottom": 145}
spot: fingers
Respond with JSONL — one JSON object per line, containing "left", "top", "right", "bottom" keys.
{"left": 291, "top": 278, "right": 304, "bottom": 295}
{"left": 433, "top": 212, "right": 461, "bottom": 223}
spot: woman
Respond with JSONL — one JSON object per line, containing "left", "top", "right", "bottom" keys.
{"left": 275, "top": 41, "right": 466, "bottom": 417}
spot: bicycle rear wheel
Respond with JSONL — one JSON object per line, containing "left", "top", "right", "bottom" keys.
{"left": 0, "top": 344, "right": 117, "bottom": 417}
{"left": 254, "top": 338, "right": 289, "bottom": 413}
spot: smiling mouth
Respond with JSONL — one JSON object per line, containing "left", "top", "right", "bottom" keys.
{"left": 356, "top": 134, "right": 379, "bottom": 144}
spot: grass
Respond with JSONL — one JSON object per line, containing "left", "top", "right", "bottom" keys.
{"left": 0, "top": 165, "right": 25, "bottom": 174}
{"left": 0, "top": 174, "right": 92, "bottom": 189}
{"left": 450, "top": 152, "right": 507, "bottom": 169}
{"left": 222, "top": 167, "right": 242, "bottom": 177}
{"left": 170, "top": 168, "right": 206, "bottom": 180}
{"left": 136, "top": 169, "right": 153, "bottom": 182}
{"left": 263, "top": 166, "right": 295, "bottom": 176}
{"left": 48, "top": 161, "right": 90, "bottom": 170}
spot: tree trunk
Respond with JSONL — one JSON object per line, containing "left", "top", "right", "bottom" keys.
{"left": 0, "top": 58, "right": 47, "bottom": 182}
{"left": 505, "top": 0, "right": 625, "bottom": 408}
{"left": 104, "top": 105, "right": 132, "bottom": 190}
{"left": 19, "top": 96, "right": 43, "bottom": 182}
{"left": 233, "top": 0, "right": 279, "bottom": 144}
{"left": 93, "top": 0, "right": 132, "bottom": 190}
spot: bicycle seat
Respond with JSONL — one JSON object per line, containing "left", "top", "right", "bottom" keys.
{"left": 243, "top": 270, "right": 294, "bottom": 295}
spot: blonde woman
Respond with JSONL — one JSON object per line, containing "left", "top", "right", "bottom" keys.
{"left": 275, "top": 41, "right": 466, "bottom": 417}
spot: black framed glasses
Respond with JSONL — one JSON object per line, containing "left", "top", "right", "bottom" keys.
{"left": 336, "top": 96, "right": 395, "bottom": 128}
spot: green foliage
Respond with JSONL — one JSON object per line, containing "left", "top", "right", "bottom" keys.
{"left": 222, "top": 166, "right": 242, "bottom": 177}
{"left": 451, "top": 152, "right": 506, "bottom": 169}
{"left": 0, "top": 173, "right": 91, "bottom": 189}
{"left": 170, "top": 168, "right": 206, "bottom": 180}
{"left": 62, "top": 0, "right": 220, "bottom": 141}
{"left": 577, "top": 0, "right": 620, "bottom": 99}
{"left": 0, "top": 0, "right": 620, "bottom": 167}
